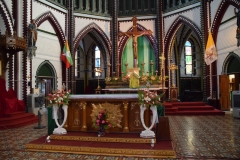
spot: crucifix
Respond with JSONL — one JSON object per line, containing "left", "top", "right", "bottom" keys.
{"left": 118, "top": 16, "right": 153, "bottom": 68}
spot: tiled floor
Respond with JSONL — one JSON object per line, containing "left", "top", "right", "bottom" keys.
{"left": 170, "top": 112, "right": 240, "bottom": 159}
{"left": 0, "top": 112, "right": 240, "bottom": 160}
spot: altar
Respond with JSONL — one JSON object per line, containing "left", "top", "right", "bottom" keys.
{"left": 64, "top": 94, "right": 153, "bottom": 133}
{"left": 102, "top": 87, "right": 167, "bottom": 94}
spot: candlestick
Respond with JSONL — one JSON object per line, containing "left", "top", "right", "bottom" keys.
{"left": 141, "top": 61, "right": 145, "bottom": 76}
{"left": 124, "top": 62, "right": 128, "bottom": 76}
{"left": 150, "top": 60, "right": 154, "bottom": 76}
{"left": 107, "top": 62, "right": 111, "bottom": 77}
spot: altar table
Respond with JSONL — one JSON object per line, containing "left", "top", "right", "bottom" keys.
{"left": 64, "top": 94, "right": 153, "bottom": 133}
{"left": 102, "top": 87, "right": 167, "bottom": 94}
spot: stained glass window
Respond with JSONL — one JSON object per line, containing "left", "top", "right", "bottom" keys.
{"left": 185, "top": 41, "right": 192, "bottom": 75}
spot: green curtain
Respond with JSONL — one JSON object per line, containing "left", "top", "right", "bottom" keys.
{"left": 122, "top": 36, "right": 155, "bottom": 76}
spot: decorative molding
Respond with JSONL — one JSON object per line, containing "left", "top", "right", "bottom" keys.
{"left": 26, "top": 143, "right": 175, "bottom": 158}
{"left": 163, "top": 2, "right": 201, "bottom": 18}
{"left": 211, "top": 0, "right": 240, "bottom": 42}
{"left": 35, "top": 11, "right": 65, "bottom": 49}
{"left": 164, "top": 15, "right": 202, "bottom": 64}
{"left": 73, "top": 23, "right": 111, "bottom": 57}
{"left": 0, "top": 0, "right": 13, "bottom": 35}
{"left": 50, "top": 134, "right": 155, "bottom": 143}
{"left": 22, "top": 0, "right": 28, "bottom": 105}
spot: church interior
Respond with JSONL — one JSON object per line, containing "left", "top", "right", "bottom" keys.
{"left": 0, "top": 0, "right": 240, "bottom": 159}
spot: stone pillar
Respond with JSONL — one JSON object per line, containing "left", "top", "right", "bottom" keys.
{"left": 111, "top": 0, "right": 118, "bottom": 74}
{"left": 79, "top": 0, "right": 83, "bottom": 11}
{"left": 68, "top": 0, "right": 76, "bottom": 93}
{"left": 92, "top": 0, "right": 96, "bottom": 12}
{"left": 141, "top": 0, "right": 144, "bottom": 11}
{"left": 178, "top": 0, "right": 182, "bottom": 5}
{"left": 98, "top": 0, "right": 102, "bottom": 13}
{"left": 86, "top": 0, "right": 90, "bottom": 11}
{"left": 156, "top": 0, "right": 164, "bottom": 77}
{"left": 104, "top": 0, "right": 108, "bottom": 14}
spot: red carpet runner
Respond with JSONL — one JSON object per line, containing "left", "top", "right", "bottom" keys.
{"left": 164, "top": 102, "right": 225, "bottom": 115}
{"left": 26, "top": 132, "right": 175, "bottom": 158}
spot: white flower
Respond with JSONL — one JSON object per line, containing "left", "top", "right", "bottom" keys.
{"left": 144, "top": 96, "right": 151, "bottom": 102}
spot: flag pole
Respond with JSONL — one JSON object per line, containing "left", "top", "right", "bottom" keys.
{"left": 65, "top": 5, "right": 68, "bottom": 90}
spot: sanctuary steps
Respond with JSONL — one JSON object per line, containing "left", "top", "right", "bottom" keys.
{"left": 164, "top": 102, "right": 225, "bottom": 116}
{"left": 26, "top": 132, "right": 175, "bottom": 158}
{"left": 0, "top": 111, "right": 38, "bottom": 129}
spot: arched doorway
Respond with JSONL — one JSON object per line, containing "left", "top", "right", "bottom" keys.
{"left": 36, "top": 61, "right": 57, "bottom": 104}
{"left": 219, "top": 52, "right": 240, "bottom": 111}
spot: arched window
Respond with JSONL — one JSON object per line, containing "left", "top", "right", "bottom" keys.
{"left": 94, "top": 46, "right": 101, "bottom": 77}
{"left": 184, "top": 40, "right": 196, "bottom": 75}
{"left": 185, "top": 41, "right": 192, "bottom": 74}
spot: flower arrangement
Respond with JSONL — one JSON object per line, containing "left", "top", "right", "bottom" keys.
{"left": 92, "top": 110, "right": 114, "bottom": 130}
{"left": 138, "top": 89, "right": 164, "bottom": 106}
{"left": 46, "top": 89, "right": 71, "bottom": 107}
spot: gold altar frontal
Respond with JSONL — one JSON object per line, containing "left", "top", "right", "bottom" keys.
{"left": 65, "top": 94, "right": 151, "bottom": 133}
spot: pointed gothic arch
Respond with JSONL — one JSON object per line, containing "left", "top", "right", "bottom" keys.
{"left": 211, "top": 0, "right": 240, "bottom": 41}
{"left": 164, "top": 15, "right": 202, "bottom": 60}
{"left": 35, "top": 11, "right": 65, "bottom": 49}
{"left": 164, "top": 15, "right": 202, "bottom": 84}
{"left": 73, "top": 23, "right": 111, "bottom": 68}
{"left": 35, "top": 60, "right": 57, "bottom": 90}
{"left": 0, "top": 0, "right": 14, "bottom": 34}
{"left": 222, "top": 52, "right": 240, "bottom": 74}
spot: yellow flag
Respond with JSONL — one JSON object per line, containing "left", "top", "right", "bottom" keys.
{"left": 205, "top": 32, "right": 218, "bottom": 65}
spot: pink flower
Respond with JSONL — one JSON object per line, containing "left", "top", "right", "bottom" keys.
{"left": 101, "top": 110, "right": 105, "bottom": 114}
{"left": 102, "top": 120, "right": 105, "bottom": 124}
{"left": 96, "top": 119, "right": 100, "bottom": 123}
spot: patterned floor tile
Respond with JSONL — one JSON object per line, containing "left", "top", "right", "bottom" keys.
{"left": 1, "top": 112, "right": 240, "bottom": 159}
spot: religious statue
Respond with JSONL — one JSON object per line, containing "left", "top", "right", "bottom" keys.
{"left": 234, "top": 8, "right": 240, "bottom": 47}
{"left": 28, "top": 19, "right": 38, "bottom": 47}
{"left": 118, "top": 16, "right": 153, "bottom": 68}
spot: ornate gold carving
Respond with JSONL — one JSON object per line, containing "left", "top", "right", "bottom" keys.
{"left": 49, "top": 135, "right": 156, "bottom": 143}
{"left": 74, "top": 119, "right": 80, "bottom": 125}
{"left": 134, "top": 111, "right": 140, "bottom": 126}
{"left": 26, "top": 143, "right": 175, "bottom": 158}
{"left": 91, "top": 102, "right": 123, "bottom": 128}
{"left": 80, "top": 102, "right": 86, "bottom": 109}
{"left": 123, "top": 102, "right": 129, "bottom": 132}
{"left": 80, "top": 101, "right": 87, "bottom": 131}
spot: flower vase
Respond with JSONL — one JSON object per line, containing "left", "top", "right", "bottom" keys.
{"left": 140, "top": 104, "right": 157, "bottom": 138}
{"left": 53, "top": 104, "right": 68, "bottom": 134}
{"left": 98, "top": 125, "right": 105, "bottom": 137}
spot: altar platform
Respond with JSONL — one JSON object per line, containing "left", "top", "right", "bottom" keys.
{"left": 102, "top": 87, "right": 167, "bottom": 94}
{"left": 26, "top": 132, "right": 175, "bottom": 158}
